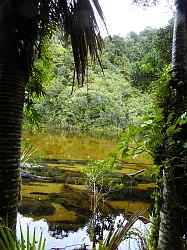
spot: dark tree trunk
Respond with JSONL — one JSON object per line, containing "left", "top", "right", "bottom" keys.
{"left": 171, "top": 0, "right": 187, "bottom": 243}
{"left": 158, "top": 166, "right": 183, "bottom": 249}
{"left": 0, "top": 60, "right": 27, "bottom": 230}
{"left": 0, "top": 1, "right": 34, "bottom": 230}
{"left": 157, "top": 0, "right": 187, "bottom": 248}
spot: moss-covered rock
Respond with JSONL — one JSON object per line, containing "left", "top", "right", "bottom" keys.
{"left": 18, "top": 199, "right": 55, "bottom": 216}
{"left": 134, "top": 174, "right": 155, "bottom": 184}
{"left": 49, "top": 184, "right": 91, "bottom": 214}
{"left": 109, "top": 187, "right": 154, "bottom": 202}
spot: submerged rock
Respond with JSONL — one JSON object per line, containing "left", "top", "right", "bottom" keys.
{"left": 22, "top": 162, "right": 46, "bottom": 170}
{"left": 18, "top": 199, "right": 55, "bottom": 216}
{"left": 21, "top": 171, "right": 47, "bottom": 180}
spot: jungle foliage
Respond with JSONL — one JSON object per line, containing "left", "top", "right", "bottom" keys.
{"left": 24, "top": 20, "right": 173, "bottom": 131}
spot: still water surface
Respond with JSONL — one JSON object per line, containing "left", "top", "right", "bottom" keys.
{"left": 24, "top": 130, "right": 152, "bottom": 170}
{"left": 17, "top": 213, "right": 150, "bottom": 250}
{"left": 19, "top": 130, "right": 152, "bottom": 249}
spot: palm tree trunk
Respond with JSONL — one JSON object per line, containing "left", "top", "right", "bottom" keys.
{"left": 157, "top": 0, "right": 187, "bottom": 248}
{"left": 0, "top": 59, "right": 26, "bottom": 230}
{"left": 157, "top": 163, "right": 183, "bottom": 249}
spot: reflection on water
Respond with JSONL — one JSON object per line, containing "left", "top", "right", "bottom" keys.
{"left": 20, "top": 130, "right": 152, "bottom": 249}
{"left": 24, "top": 130, "right": 152, "bottom": 166}
{"left": 24, "top": 130, "right": 119, "bottom": 160}
{"left": 110, "top": 200, "right": 150, "bottom": 219}
{"left": 17, "top": 213, "right": 90, "bottom": 250}
{"left": 17, "top": 213, "right": 150, "bottom": 250}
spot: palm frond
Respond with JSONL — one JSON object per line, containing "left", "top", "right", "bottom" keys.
{"left": 37, "top": 0, "right": 107, "bottom": 84}
{"left": 4, "top": 0, "right": 106, "bottom": 84}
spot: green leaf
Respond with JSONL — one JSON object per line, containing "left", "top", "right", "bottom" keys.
{"left": 122, "top": 146, "right": 129, "bottom": 157}
{"left": 4, "top": 227, "right": 16, "bottom": 249}
{"left": 183, "top": 141, "right": 187, "bottom": 149}
{"left": 41, "top": 238, "right": 46, "bottom": 250}
{"left": 31, "top": 229, "right": 36, "bottom": 250}
{"left": 20, "top": 225, "right": 25, "bottom": 250}
{"left": 167, "top": 113, "right": 174, "bottom": 123}
{"left": 26, "top": 225, "right": 30, "bottom": 250}
{"left": 0, "top": 226, "right": 9, "bottom": 250}
{"left": 38, "top": 232, "right": 43, "bottom": 250}
{"left": 166, "top": 125, "right": 176, "bottom": 135}
{"left": 132, "top": 148, "right": 143, "bottom": 158}
{"left": 0, "top": 226, "right": 12, "bottom": 250}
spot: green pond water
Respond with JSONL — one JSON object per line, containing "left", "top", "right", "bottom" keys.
{"left": 23, "top": 130, "right": 153, "bottom": 172}
{"left": 20, "top": 130, "right": 153, "bottom": 249}
{"left": 24, "top": 130, "right": 120, "bottom": 160}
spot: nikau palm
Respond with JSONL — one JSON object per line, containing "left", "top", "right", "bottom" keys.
{"left": 0, "top": 0, "right": 106, "bottom": 230}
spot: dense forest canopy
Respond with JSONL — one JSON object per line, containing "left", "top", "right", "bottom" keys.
{"left": 25, "top": 20, "right": 173, "bottom": 131}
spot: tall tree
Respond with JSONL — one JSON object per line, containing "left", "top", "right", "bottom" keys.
{"left": 135, "top": 0, "right": 187, "bottom": 248}
{"left": 0, "top": 0, "right": 105, "bottom": 230}
{"left": 157, "top": 0, "right": 187, "bottom": 248}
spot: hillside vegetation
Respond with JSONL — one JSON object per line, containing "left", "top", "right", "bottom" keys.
{"left": 25, "top": 20, "right": 173, "bottom": 131}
